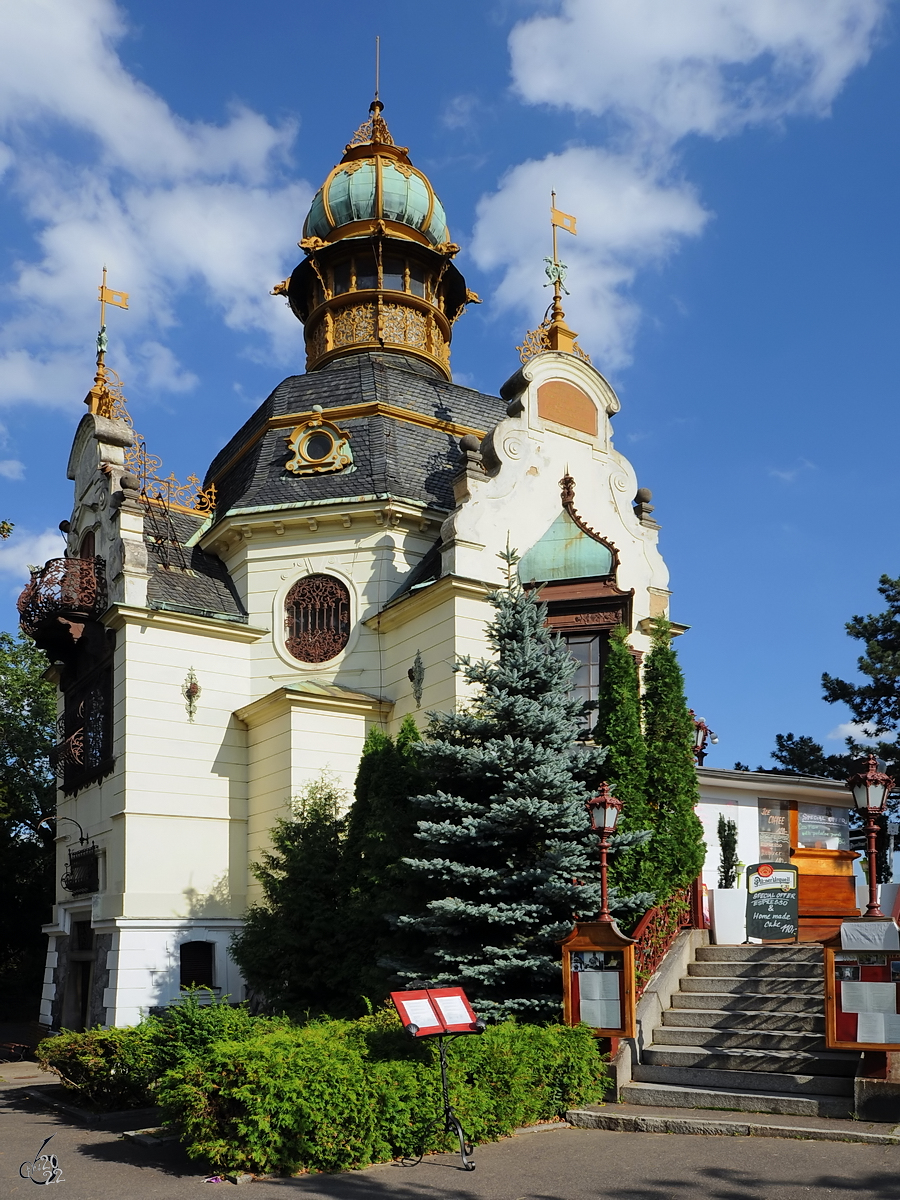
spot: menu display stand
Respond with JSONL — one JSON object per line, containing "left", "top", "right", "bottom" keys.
{"left": 824, "top": 922, "right": 900, "bottom": 1051}
{"left": 560, "top": 921, "right": 636, "bottom": 1040}
{"left": 390, "top": 985, "right": 485, "bottom": 1171}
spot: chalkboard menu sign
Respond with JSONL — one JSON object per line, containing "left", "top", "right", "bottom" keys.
{"left": 746, "top": 862, "right": 799, "bottom": 942}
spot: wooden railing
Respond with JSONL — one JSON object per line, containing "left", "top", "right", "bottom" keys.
{"left": 632, "top": 878, "right": 705, "bottom": 1000}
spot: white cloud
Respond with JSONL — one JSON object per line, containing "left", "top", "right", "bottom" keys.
{"left": 471, "top": 147, "right": 708, "bottom": 367}
{"left": 827, "top": 722, "right": 883, "bottom": 743}
{"left": 476, "top": 0, "right": 888, "bottom": 366}
{"left": 0, "top": 526, "right": 65, "bottom": 593}
{"left": 0, "top": 1, "right": 309, "bottom": 411}
{"left": 509, "top": 0, "right": 887, "bottom": 142}
{"left": 0, "top": 459, "right": 25, "bottom": 480}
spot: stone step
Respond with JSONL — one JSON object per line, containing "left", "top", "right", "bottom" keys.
{"left": 662, "top": 1008, "right": 825, "bottom": 1033}
{"left": 696, "top": 945, "right": 823, "bottom": 963}
{"left": 671, "top": 991, "right": 823, "bottom": 1013}
{"left": 619, "top": 1080, "right": 854, "bottom": 1119}
{"left": 679, "top": 975, "right": 823, "bottom": 994}
{"left": 633, "top": 1061, "right": 855, "bottom": 1097}
{"left": 688, "top": 961, "right": 821, "bottom": 979}
{"left": 642, "top": 1043, "right": 858, "bottom": 1078}
{"left": 653, "top": 1025, "right": 827, "bottom": 1052}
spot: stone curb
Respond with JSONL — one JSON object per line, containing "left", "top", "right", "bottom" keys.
{"left": 566, "top": 1108, "right": 900, "bottom": 1146}
{"left": 22, "top": 1087, "right": 161, "bottom": 1127}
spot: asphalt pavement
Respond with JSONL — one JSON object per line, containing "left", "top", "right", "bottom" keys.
{"left": 3, "top": 1068, "right": 900, "bottom": 1199}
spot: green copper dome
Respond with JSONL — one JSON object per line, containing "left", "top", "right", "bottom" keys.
{"left": 301, "top": 104, "right": 451, "bottom": 247}
{"left": 519, "top": 511, "right": 614, "bottom": 583}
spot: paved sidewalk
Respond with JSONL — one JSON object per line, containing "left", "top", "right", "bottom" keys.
{"left": 4, "top": 1078, "right": 900, "bottom": 1199}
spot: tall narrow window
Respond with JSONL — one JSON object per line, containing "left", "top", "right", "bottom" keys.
{"left": 383, "top": 255, "right": 405, "bottom": 292}
{"left": 564, "top": 633, "right": 602, "bottom": 725}
{"left": 354, "top": 252, "right": 377, "bottom": 291}
{"left": 285, "top": 574, "right": 351, "bottom": 663}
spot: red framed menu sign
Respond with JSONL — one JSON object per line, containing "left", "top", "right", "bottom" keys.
{"left": 825, "top": 941, "right": 900, "bottom": 1050}
{"left": 560, "top": 920, "right": 636, "bottom": 1038}
{"left": 390, "top": 987, "right": 480, "bottom": 1037}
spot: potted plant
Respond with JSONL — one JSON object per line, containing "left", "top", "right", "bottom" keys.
{"left": 710, "top": 814, "right": 746, "bottom": 944}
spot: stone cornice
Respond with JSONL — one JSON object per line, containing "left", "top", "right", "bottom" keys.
{"left": 104, "top": 604, "right": 268, "bottom": 642}
{"left": 367, "top": 573, "right": 493, "bottom": 632}
{"left": 235, "top": 684, "right": 392, "bottom": 728}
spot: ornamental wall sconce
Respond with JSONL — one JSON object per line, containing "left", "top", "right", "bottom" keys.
{"left": 286, "top": 405, "right": 354, "bottom": 476}
{"left": 183, "top": 667, "right": 201, "bottom": 723}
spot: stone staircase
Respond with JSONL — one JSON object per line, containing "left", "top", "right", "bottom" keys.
{"left": 622, "top": 944, "right": 861, "bottom": 1118}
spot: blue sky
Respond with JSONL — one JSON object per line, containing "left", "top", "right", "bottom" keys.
{"left": 0, "top": 0, "right": 898, "bottom": 769}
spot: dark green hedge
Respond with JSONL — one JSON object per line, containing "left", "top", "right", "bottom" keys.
{"left": 38, "top": 997, "right": 609, "bottom": 1175}
{"left": 157, "top": 1009, "right": 609, "bottom": 1174}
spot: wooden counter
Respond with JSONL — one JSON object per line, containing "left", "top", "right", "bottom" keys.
{"left": 791, "top": 847, "right": 860, "bottom": 942}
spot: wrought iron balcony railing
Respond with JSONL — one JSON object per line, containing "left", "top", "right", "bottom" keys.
{"left": 61, "top": 844, "right": 100, "bottom": 896}
{"left": 17, "top": 556, "right": 107, "bottom": 644}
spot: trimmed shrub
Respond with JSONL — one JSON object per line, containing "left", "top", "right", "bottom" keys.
{"left": 37, "top": 991, "right": 290, "bottom": 1111}
{"left": 155, "top": 1011, "right": 609, "bottom": 1175}
{"left": 36, "top": 1026, "right": 158, "bottom": 1110}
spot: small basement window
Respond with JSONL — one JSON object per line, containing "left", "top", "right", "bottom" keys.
{"left": 180, "top": 941, "right": 215, "bottom": 989}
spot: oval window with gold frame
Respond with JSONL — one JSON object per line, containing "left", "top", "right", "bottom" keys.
{"left": 285, "top": 415, "right": 353, "bottom": 475}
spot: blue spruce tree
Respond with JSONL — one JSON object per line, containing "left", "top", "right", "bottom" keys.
{"left": 396, "top": 547, "right": 651, "bottom": 1019}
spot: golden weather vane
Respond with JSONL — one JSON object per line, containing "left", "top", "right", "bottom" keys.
{"left": 517, "top": 192, "right": 590, "bottom": 364}
{"left": 96, "top": 265, "right": 129, "bottom": 366}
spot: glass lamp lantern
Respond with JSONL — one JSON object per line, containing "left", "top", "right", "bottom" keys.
{"left": 586, "top": 782, "right": 622, "bottom": 835}
{"left": 847, "top": 755, "right": 893, "bottom": 815}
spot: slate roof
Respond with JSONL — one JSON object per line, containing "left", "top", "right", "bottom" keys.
{"left": 144, "top": 505, "right": 247, "bottom": 621}
{"left": 204, "top": 351, "right": 505, "bottom": 520}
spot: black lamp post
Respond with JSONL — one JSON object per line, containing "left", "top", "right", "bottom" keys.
{"left": 846, "top": 754, "right": 894, "bottom": 919}
{"left": 586, "top": 782, "right": 623, "bottom": 924}
{"left": 690, "top": 710, "right": 718, "bottom": 767}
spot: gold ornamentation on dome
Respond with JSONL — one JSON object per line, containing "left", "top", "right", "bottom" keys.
{"left": 333, "top": 303, "right": 377, "bottom": 347}
{"left": 270, "top": 279, "right": 290, "bottom": 297}
{"left": 347, "top": 100, "right": 396, "bottom": 149}
{"left": 382, "top": 303, "right": 427, "bottom": 349}
{"left": 286, "top": 407, "right": 353, "bottom": 476}
{"left": 432, "top": 241, "right": 461, "bottom": 258}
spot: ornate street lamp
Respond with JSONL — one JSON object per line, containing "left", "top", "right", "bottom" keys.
{"left": 585, "top": 782, "right": 623, "bottom": 924}
{"left": 846, "top": 754, "right": 894, "bottom": 919}
{"left": 690, "top": 711, "right": 718, "bottom": 766}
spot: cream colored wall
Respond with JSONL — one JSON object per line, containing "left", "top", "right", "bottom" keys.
{"left": 97, "top": 613, "right": 253, "bottom": 922}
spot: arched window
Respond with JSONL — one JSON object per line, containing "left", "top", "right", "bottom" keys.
{"left": 180, "top": 941, "right": 215, "bottom": 989}
{"left": 285, "top": 574, "right": 351, "bottom": 663}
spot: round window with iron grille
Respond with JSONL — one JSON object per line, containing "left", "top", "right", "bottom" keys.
{"left": 285, "top": 574, "right": 351, "bottom": 663}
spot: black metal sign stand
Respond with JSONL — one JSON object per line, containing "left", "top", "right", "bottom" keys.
{"left": 435, "top": 1033, "right": 475, "bottom": 1171}
{"left": 392, "top": 983, "right": 484, "bottom": 1171}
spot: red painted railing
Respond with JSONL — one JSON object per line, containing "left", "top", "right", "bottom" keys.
{"left": 632, "top": 878, "right": 705, "bottom": 1000}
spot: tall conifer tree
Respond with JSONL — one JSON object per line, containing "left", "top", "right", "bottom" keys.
{"left": 230, "top": 774, "right": 351, "bottom": 1016}
{"left": 641, "top": 618, "right": 706, "bottom": 897}
{"left": 341, "top": 716, "right": 426, "bottom": 997}
{"left": 593, "top": 624, "right": 652, "bottom": 898}
{"left": 395, "top": 549, "right": 650, "bottom": 1019}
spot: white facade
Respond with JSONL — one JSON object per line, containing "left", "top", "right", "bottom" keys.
{"left": 33, "top": 338, "right": 677, "bottom": 1029}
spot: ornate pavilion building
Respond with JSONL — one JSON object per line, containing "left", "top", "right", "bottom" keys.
{"left": 21, "top": 102, "right": 672, "bottom": 1029}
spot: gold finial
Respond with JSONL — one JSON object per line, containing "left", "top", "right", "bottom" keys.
{"left": 375, "top": 34, "right": 380, "bottom": 101}
{"left": 516, "top": 194, "right": 591, "bottom": 364}
{"left": 86, "top": 266, "right": 131, "bottom": 415}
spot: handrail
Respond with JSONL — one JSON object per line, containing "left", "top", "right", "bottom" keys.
{"left": 632, "top": 878, "right": 704, "bottom": 1000}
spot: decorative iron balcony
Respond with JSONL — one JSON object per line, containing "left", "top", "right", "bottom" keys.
{"left": 17, "top": 556, "right": 107, "bottom": 651}
{"left": 61, "top": 844, "right": 100, "bottom": 896}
